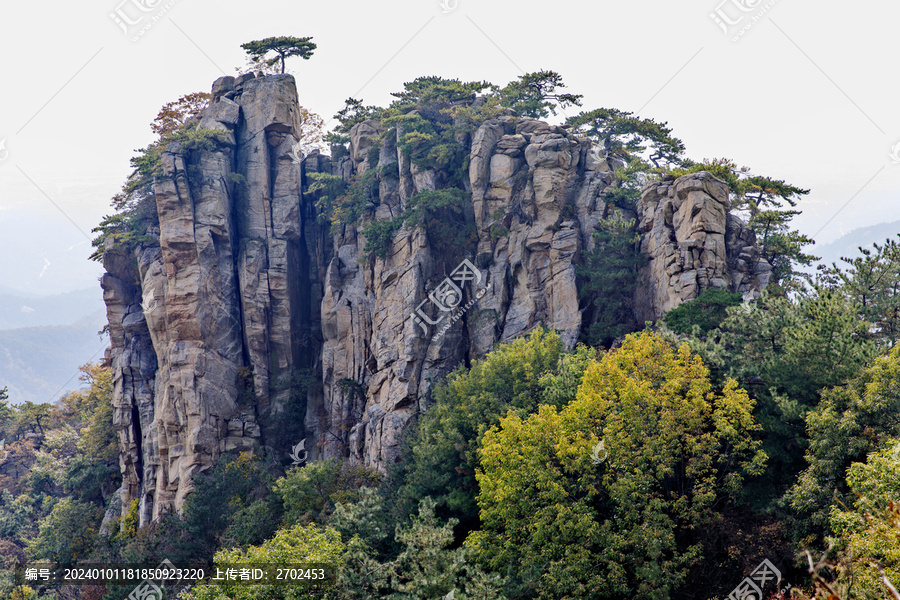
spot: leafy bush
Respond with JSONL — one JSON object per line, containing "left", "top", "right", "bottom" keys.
{"left": 663, "top": 287, "right": 743, "bottom": 335}
{"left": 275, "top": 459, "right": 379, "bottom": 526}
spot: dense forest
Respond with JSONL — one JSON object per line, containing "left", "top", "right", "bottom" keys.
{"left": 3, "top": 47, "right": 900, "bottom": 600}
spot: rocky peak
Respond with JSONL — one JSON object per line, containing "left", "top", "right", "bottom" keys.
{"left": 101, "top": 74, "right": 768, "bottom": 525}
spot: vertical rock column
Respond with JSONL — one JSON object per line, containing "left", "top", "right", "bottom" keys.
{"left": 102, "top": 242, "right": 157, "bottom": 524}
{"left": 147, "top": 110, "right": 251, "bottom": 519}
{"left": 232, "top": 73, "right": 308, "bottom": 452}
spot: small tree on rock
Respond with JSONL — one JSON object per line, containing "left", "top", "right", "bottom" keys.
{"left": 240, "top": 36, "right": 316, "bottom": 74}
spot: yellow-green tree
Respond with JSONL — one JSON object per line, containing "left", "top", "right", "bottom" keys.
{"left": 27, "top": 497, "right": 101, "bottom": 564}
{"left": 393, "top": 328, "right": 589, "bottom": 533}
{"left": 800, "top": 442, "right": 900, "bottom": 600}
{"left": 182, "top": 523, "right": 344, "bottom": 600}
{"left": 468, "top": 332, "right": 767, "bottom": 600}
{"left": 825, "top": 442, "right": 900, "bottom": 599}
{"left": 787, "top": 344, "right": 900, "bottom": 545}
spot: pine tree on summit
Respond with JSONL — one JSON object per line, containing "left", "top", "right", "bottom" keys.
{"left": 240, "top": 36, "right": 316, "bottom": 74}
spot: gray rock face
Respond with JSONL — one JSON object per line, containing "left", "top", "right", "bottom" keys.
{"left": 104, "top": 74, "right": 327, "bottom": 524}
{"left": 633, "top": 173, "right": 769, "bottom": 321}
{"left": 101, "top": 75, "right": 767, "bottom": 524}
{"left": 317, "top": 116, "right": 618, "bottom": 468}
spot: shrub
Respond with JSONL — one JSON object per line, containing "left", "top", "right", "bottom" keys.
{"left": 663, "top": 287, "right": 743, "bottom": 335}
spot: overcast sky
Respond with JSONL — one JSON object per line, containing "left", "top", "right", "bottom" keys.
{"left": 1, "top": 0, "right": 898, "bottom": 295}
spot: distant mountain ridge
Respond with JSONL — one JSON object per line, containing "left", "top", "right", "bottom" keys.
{"left": 0, "top": 286, "right": 107, "bottom": 405}
{"left": 0, "top": 310, "right": 108, "bottom": 405}
{"left": 812, "top": 220, "right": 900, "bottom": 267}
{"left": 0, "top": 286, "right": 105, "bottom": 330}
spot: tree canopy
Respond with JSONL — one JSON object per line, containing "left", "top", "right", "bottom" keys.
{"left": 240, "top": 36, "right": 316, "bottom": 74}
{"left": 468, "top": 332, "right": 767, "bottom": 600}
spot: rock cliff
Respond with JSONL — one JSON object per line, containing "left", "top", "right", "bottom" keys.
{"left": 100, "top": 73, "right": 769, "bottom": 525}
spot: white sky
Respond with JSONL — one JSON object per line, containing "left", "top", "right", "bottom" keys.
{"left": 1, "top": 0, "right": 899, "bottom": 294}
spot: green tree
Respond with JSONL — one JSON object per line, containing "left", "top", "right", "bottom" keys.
{"left": 116, "top": 452, "right": 284, "bottom": 564}
{"left": 28, "top": 426, "right": 78, "bottom": 497}
{"left": 818, "top": 236, "right": 900, "bottom": 348}
{"left": 576, "top": 217, "right": 645, "bottom": 347}
{"left": 749, "top": 208, "right": 816, "bottom": 292}
{"left": 823, "top": 442, "right": 900, "bottom": 599}
{"left": 711, "top": 289, "right": 874, "bottom": 406}
{"left": 388, "top": 76, "right": 491, "bottom": 109}
{"left": 695, "top": 289, "right": 876, "bottom": 506}
{"left": 567, "top": 108, "right": 686, "bottom": 169}
{"left": 0, "top": 490, "right": 37, "bottom": 545}
{"left": 497, "top": 70, "right": 582, "bottom": 119}
{"left": 274, "top": 459, "right": 379, "bottom": 526}
{"left": 362, "top": 188, "right": 476, "bottom": 263}
{"left": 387, "top": 498, "right": 504, "bottom": 600}
{"left": 28, "top": 498, "right": 101, "bottom": 564}
{"left": 327, "top": 496, "right": 505, "bottom": 600}
{"left": 391, "top": 328, "right": 575, "bottom": 535}
{"left": 0, "top": 387, "right": 12, "bottom": 440}
{"left": 13, "top": 402, "right": 50, "bottom": 438}
{"left": 58, "top": 364, "right": 119, "bottom": 505}
{"left": 468, "top": 332, "right": 766, "bottom": 600}
{"left": 566, "top": 108, "right": 686, "bottom": 212}
{"left": 326, "top": 98, "right": 381, "bottom": 144}
{"left": 662, "top": 287, "right": 743, "bottom": 335}
{"left": 240, "top": 36, "right": 316, "bottom": 74}
{"left": 183, "top": 523, "right": 345, "bottom": 600}
{"left": 786, "top": 345, "right": 900, "bottom": 545}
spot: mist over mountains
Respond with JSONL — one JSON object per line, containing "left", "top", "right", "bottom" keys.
{"left": 0, "top": 286, "right": 107, "bottom": 404}
{"left": 812, "top": 220, "right": 900, "bottom": 267}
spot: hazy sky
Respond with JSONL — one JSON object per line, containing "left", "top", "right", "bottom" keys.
{"left": 1, "top": 0, "right": 898, "bottom": 295}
